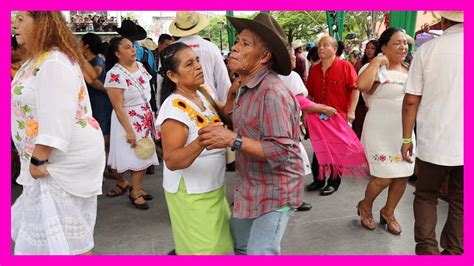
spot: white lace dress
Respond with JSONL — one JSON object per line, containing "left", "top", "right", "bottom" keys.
{"left": 11, "top": 50, "right": 105, "bottom": 254}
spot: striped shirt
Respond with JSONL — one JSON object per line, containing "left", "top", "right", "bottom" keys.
{"left": 232, "top": 68, "right": 304, "bottom": 219}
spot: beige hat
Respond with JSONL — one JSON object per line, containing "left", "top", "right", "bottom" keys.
{"left": 437, "top": 11, "right": 464, "bottom": 23}
{"left": 291, "top": 39, "right": 305, "bottom": 49}
{"left": 134, "top": 138, "right": 156, "bottom": 160}
{"left": 141, "top": 39, "right": 157, "bottom": 50}
{"left": 169, "top": 11, "right": 209, "bottom": 37}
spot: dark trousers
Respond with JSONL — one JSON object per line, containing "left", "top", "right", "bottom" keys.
{"left": 311, "top": 153, "right": 341, "bottom": 189}
{"left": 414, "top": 158, "right": 464, "bottom": 255}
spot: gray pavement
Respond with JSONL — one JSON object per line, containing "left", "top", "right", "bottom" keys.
{"left": 11, "top": 140, "right": 449, "bottom": 255}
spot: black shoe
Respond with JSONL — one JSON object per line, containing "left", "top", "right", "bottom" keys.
{"left": 320, "top": 185, "right": 337, "bottom": 196}
{"left": 146, "top": 165, "right": 155, "bottom": 175}
{"left": 441, "top": 250, "right": 451, "bottom": 255}
{"left": 296, "top": 202, "right": 312, "bottom": 212}
{"left": 226, "top": 162, "right": 235, "bottom": 172}
{"left": 306, "top": 181, "right": 325, "bottom": 191}
{"left": 167, "top": 249, "right": 177, "bottom": 255}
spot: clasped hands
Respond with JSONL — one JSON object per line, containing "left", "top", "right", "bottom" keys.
{"left": 198, "top": 122, "right": 237, "bottom": 150}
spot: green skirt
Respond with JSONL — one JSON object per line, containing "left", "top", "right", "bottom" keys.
{"left": 164, "top": 178, "right": 234, "bottom": 255}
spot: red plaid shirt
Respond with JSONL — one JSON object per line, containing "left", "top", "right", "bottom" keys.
{"left": 232, "top": 68, "right": 304, "bottom": 219}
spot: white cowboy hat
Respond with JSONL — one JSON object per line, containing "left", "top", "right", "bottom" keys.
{"left": 291, "top": 39, "right": 306, "bottom": 49}
{"left": 140, "top": 39, "right": 157, "bottom": 50}
{"left": 437, "top": 11, "right": 464, "bottom": 23}
{"left": 169, "top": 11, "right": 209, "bottom": 37}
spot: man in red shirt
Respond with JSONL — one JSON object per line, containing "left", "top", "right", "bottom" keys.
{"left": 305, "top": 36, "right": 359, "bottom": 195}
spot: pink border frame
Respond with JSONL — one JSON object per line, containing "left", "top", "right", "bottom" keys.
{"left": 1, "top": 1, "right": 471, "bottom": 265}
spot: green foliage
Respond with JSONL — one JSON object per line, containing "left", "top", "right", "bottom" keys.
{"left": 124, "top": 12, "right": 137, "bottom": 21}
{"left": 343, "top": 11, "right": 386, "bottom": 41}
{"left": 200, "top": 15, "right": 229, "bottom": 51}
{"left": 270, "top": 11, "right": 326, "bottom": 43}
{"left": 200, "top": 12, "right": 258, "bottom": 52}
{"left": 11, "top": 12, "right": 17, "bottom": 35}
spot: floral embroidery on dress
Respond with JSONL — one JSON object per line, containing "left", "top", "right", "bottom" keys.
{"left": 12, "top": 101, "right": 36, "bottom": 161}
{"left": 13, "top": 85, "right": 23, "bottom": 96}
{"left": 76, "top": 86, "right": 100, "bottom": 130}
{"left": 194, "top": 113, "right": 206, "bottom": 128}
{"left": 25, "top": 119, "right": 38, "bottom": 137}
{"left": 171, "top": 97, "right": 220, "bottom": 128}
{"left": 109, "top": 73, "right": 120, "bottom": 83}
{"left": 128, "top": 104, "right": 153, "bottom": 137}
{"left": 371, "top": 153, "right": 403, "bottom": 163}
{"left": 126, "top": 79, "right": 133, "bottom": 87}
{"left": 210, "top": 115, "right": 221, "bottom": 123}
{"left": 138, "top": 76, "right": 145, "bottom": 85}
{"left": 11, "top": 52, "right": 53, "bottom": 161}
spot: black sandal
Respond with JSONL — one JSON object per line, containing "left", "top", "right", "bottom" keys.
{"left": 129, "top": 186, "right": 153, "bottom": 201}
{"left": 106, "top": 184, "right": 130, "bottom": 197}
{"left": 130, "top": 194, "right": 149, "bottom": 210}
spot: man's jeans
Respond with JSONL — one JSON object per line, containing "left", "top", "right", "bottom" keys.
{"left": 231, "top": 209, "right": 293, "bottom": 255}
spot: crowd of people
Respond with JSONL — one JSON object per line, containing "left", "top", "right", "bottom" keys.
{"left": 11, "top": 11, "right": 463, "bottom": 256}
{"left": 70, "top": 14, "right": 118, "bottom": 32}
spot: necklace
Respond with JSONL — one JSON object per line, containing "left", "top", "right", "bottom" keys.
{"left": 176, "top": 87, "right": 205, "bottom": 111}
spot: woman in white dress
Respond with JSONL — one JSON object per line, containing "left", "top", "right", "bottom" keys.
{"left": 356, "top": 28, "right": 415, "bottom": 235}
{"left": 104, "top": 37, "right": 159, "bottom": 210}
{"left": 11, "top": 12, "right": 105, "bottom": 255}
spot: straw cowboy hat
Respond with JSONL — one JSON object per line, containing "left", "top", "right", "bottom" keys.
{"left": 116, "top": 20, "right": 147, "bottom": 41}
{"left": 141, "top": 38, "right": 158, "bottom": 50}
{"left": 227, "top": 13, "right": 291, "bottom": 75}
{"left": 437, "top": 11, "right": 464, "bottom": 23}
{"left": 291, "top": 39, "right": 306, "bottom": 49}
{"left": 169, "top": 11, "right": 209, "bottom": 37}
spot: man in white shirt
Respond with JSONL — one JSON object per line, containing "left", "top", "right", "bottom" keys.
{"left": 169, "top": 12, "right": 231, "bottom": 103}
{"left": 401, "top": 11, "right": 464, "bottom": 255}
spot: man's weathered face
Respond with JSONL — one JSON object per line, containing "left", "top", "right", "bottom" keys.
{"left": 227, "top": 29, "right": 268, "bottom": 75}
{"left": 317, "top": 37, "right": 337, "bottom": 60}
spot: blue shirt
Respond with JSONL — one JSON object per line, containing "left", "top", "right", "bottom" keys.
{"left": 134, "top": 41, "right": 157, "bottom": 76}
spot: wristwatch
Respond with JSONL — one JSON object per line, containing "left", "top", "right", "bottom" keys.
{"left": 30, "top": 156, "right": 48, "bottom": 166}
{"left": 231, "top": 134, "right": 243, "bottom": 151}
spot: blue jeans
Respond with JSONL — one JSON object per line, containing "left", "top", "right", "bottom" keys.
{"left": 231, "top": 209, "right": 293, "bottom": 255}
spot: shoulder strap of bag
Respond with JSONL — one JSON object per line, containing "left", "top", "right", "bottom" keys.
{"left": 114, "top": 63, "right": 148, "bottom": 104}
{"left": 114, "top": 63, "right": 157, "bottom": 139}
{"left": 197, "top": 86, "right": 232, "bottom": 127}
